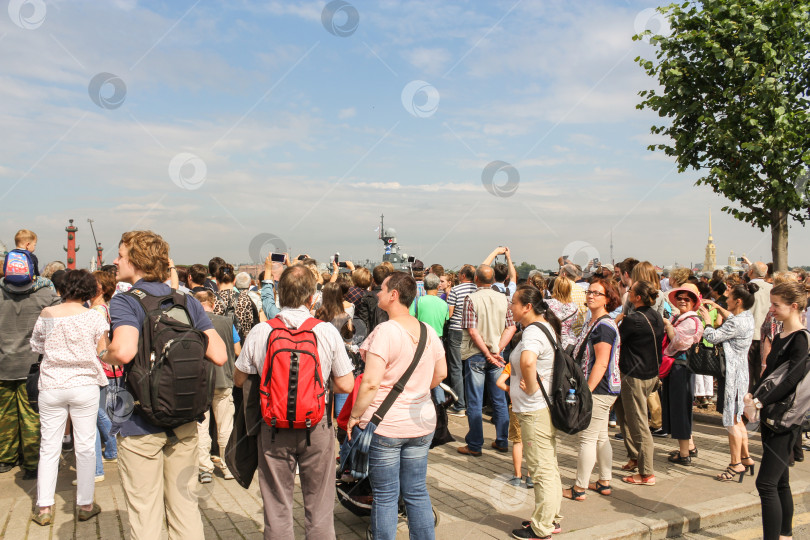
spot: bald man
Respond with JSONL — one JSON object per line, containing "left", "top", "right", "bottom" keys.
{"left": 457, "top": 264, "right": 517, "bottom": 456}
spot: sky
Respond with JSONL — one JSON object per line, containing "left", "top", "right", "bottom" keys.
{"left": 1, "top": 0, "right": 808, "bottom": 271}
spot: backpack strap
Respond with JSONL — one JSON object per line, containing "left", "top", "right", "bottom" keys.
{"left": 529, "top": 322, "right": 558, "bottom": 411}
{"left": 369, "top": 322, "right": 427, "bottom": 427}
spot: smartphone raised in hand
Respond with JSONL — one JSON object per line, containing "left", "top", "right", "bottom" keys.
{"left": 270, "top": 253, "right": 286, "bottom": 263}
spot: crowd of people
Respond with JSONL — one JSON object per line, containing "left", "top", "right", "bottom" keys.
{"left": 1, "top": 229, "right": 809, "bottom": 540}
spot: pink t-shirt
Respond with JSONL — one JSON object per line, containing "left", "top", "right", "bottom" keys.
{"left": 359, "top": 320, "right": 446, "bottom": 438}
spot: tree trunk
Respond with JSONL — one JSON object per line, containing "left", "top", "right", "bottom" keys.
{"left": 771, "top": 208, "right": 789, "bottom": 272}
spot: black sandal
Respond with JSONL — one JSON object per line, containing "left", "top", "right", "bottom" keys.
{"left": 668, "top": 453, "right": 692, "bottom": 465}
{"left": 715, "top": 463, "right": 747, "bottom": 483}
{"left": 668, "top": 447, "right": 697, "bottom": 458}
{"left": 740, "top": 455, "right": 756, "bottom": 476}
{"left": 562, "top": 485, "right": 586, "bottom": 501}
{"left": 589, "top": 480, "right": 611, "bottom": 496}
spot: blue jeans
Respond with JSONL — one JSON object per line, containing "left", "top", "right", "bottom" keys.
{"left": 95, "top": 381, "right": 118, "bottom": 476}
{"left": 334, "top": 393, "right": 348, "bottom": 418}
{"left": 446, "top": 330, "right": 465, "bottom": 409}
{"left": 368, "top": 432, "right": 435, "bottom": 540}
{"left": 464, "top": 353, "right": 508, "bottom": 452}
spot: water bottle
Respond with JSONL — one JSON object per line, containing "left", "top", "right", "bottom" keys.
{"left": 565, "top": 389, "right": 577, "bottom": 405}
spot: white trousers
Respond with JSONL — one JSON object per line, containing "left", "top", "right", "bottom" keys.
{"left": 38, "top": 385, "right": 100, "bottom": 507}
{"left": 197, "top": 387, "right": 235, "bottom": 473}
{"left": 694, "top": 375, "right": 714, "bottom": 397}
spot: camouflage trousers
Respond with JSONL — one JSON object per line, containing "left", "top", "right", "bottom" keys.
{"left": 0, "top": 380, "right": 40, "bottom": 470}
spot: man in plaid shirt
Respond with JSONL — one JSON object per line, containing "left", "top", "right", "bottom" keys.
{"left": 446, "top": 265, "right": 477, "bottom": 415}
{"left": 456, "top": 265, "right": 516, "bottom": 456}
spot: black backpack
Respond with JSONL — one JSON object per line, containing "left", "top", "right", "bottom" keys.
{"left": 530, "top": 322, "right": 593, "bottom": 435}
{"left": 124, "top": 288, "right": 213, "bottom": 428}
{"left": 755, "top": 329, "right": 810, "bottom": 434}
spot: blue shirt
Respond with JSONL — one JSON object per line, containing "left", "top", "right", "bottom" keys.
{"left": 109, "top": 279, "right": 214, "bottom": 437}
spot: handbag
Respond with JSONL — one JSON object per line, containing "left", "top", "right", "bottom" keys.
{"left": 430, "top": 382, "right": 457, "bottom": 448}
{"left": 659, "top": 315, "right": 699, "bottom": 378}
{"left": 686, "top": 340, "right": 726, "bottom": 378}
{"left": 25, "top": 355, "right": 43, "bottom": 413}
{"left": 340, "top": 323, "right": 428, "bottom": 481}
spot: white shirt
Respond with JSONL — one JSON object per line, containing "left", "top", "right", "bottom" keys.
{"left": 235, "top": 306, "right": 354, "bottom": 384}
{"left": 509, "top": 321, "right": 556, "bottom": 413}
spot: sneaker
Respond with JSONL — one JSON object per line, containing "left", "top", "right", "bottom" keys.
{"left": 448, "top": 407, "right": 466, "bottom": 417}
{"left": 507, "top": 476, "right": 522, "bottom": 486}
{"left": 651, "top": 429, "right": 669, "bottom": 438}
{"left": 0, "top": 462, "right": 15, "bottom": 474}
{"left": 521, "top": 521, "right": 560, "bottom": 534}
{"left": 614, "top": 432, "right": 624, "bottom": 441}
{"left": 73, "top": 475, "right": 104, "bottom": 486}
{"left": 608, "top": 419, "right": 617, "bottom": 428}
{"left": 62, "top": 435, "right": 74, "bottom": 452}
{"left": 524, "top": 475, "right": 534, "bottom": 489}
{"left": 512, "top": 526, "right": 551, "bottom": 539}
{"left": 22, "top": 468, "right": 37, "bottom": 481}
{"left": 198, "top": 471, "right": 212, "bottom": 484}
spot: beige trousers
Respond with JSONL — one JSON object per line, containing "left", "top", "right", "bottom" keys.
{"left": 615, "top": 375, "right": 657, "bottom": 476}
{"left": 648, "top": 390, "right": 662, "bottom": 429}
{"left": 576, "top": 394, "right": 617, "bottom": 488}
{"left": 197, "top": 387, "right": 235, "bottom": 473}
{"left": 118, "top": 421, "right": 203, "bottom": 540}
{"left": 517, "top": 407, "right": 562, "bottom": 537}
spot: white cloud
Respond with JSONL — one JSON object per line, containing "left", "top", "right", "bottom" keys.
{"left": 338, "top": 107, "right": 356, "bottom": 119}
{"left": 403, "top": 47, "right": 452, "bottom": 76}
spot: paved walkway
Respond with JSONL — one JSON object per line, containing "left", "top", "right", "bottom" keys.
{"left": 1, "top": 410, "right": 808, "bottom": 539}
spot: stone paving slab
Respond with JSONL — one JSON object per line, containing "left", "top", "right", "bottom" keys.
{"left": 0, "top": 411, "right": 807, "bottom": 539}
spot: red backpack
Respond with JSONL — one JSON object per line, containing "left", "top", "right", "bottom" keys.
{"left": 259, "top": 317, "right": 326, "bottom": 444}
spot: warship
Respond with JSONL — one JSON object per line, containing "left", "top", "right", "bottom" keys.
{"left": 379, "top": 214, "right": 413, "bottom": 272}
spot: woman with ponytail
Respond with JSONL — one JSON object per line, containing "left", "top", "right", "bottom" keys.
{"left": 508, "top": 285, "right": 563, "bottom": 540}
{"left": 616, "top": 281, "right": 665, "bottom": 486}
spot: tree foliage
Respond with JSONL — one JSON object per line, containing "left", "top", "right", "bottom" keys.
{"left": 635, "top": 0, "right": 810, "bottom": 269}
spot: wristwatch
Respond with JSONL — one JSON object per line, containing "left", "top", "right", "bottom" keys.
{"left": 753, "top": 398, "right": 763, "bottom": 410}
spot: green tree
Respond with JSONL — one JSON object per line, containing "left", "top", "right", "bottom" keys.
{"left": 635, "top": 1, "right": 810, "bottom": 271}
{"left": 515, "top": 261, "right": 538, "bottom": 279}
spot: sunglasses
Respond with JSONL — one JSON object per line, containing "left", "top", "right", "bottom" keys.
{"left": 674, "top": 295, "right": 695, "bottom": 302}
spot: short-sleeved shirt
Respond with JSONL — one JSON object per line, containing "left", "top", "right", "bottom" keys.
{"left": 574, "top": 317, "right": 621, "bottom": 395}
{"left": 30, "top": 309, "right": 110, "bottom": 390}
{"left": 447, "top": 282, "right": 476, "bottom": 331}
{"left": 509, "top": 322, "right": 556, "bottom": 413}
{"left": 358, "top": 321, "right": 445, "bottom": 438}
{"left": 235, "top": 307, "right": 354, "bottom": 401}
{"left": 409, "top": 295, "right": 449, "bottom": 337}
{"left": 109, "top": 279, "right": 214, "bottom": 437}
